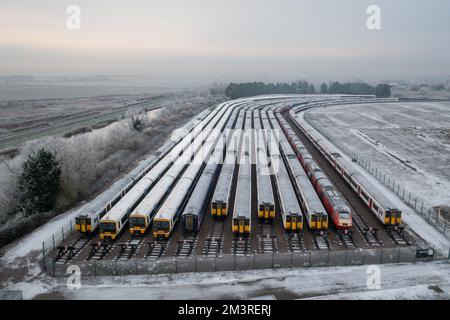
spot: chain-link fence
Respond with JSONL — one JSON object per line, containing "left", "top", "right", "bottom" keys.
{"left": 42, "top": 218, "right": 76, "bottom": 269}
{"left": 46, "top": 245, "right": 433, "bottom": 278}
{"left": 334, "top": 140, "right": 450, "bottom": 240}
{"left": 301, "top": 112, "right": 449, "bottom": 240}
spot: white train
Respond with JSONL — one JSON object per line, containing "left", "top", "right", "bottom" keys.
{"left": 97, "top": 101, "right": 230, "bottom": 240}
{"left": 232, "top": 110, "right": 253, "bottom": 235}
{"left": 181, "top": 107, "right": 241, "bottom": 232}
{"left": 272, "top": 111, "right": 329, "bottom": 230}
{"left": 152, "top": 103, "right": 241, "bottom": 238}
{"left": 287, "top": 98, "right": 402, "bottom": 227}
{"left": 127, "top": 101, "right": 236, "bottom": 235}
{"left": 264, "top": 108, "right": 303, "bottom": 232}
{"left": 74, "top": 107, "right": 212, "bottom": 235}
{"left": 253, "top": 109, "right": 275, "bottom": 220}
{"left": 210, "top": 108, "right": 248, "bottom": 218}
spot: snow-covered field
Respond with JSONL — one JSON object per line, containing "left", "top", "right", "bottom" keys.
{"left": 5, "top": 262, "right": 450, "bottom": 300}
{"left": 305, "top": 102, "right": 450, "bottom": 210}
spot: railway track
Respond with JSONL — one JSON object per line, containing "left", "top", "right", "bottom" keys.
{"left": 286, "top": 233, "right": 305, "bottom": 252}
{"left": 88, "top": 241, "right": 115, "bottom": 260}
{"left": 146, "top": 239, "right": 170, "bottom": 260}
{"left": 388, "top": 227, "right": 410, "bottom": 245}
{"left": 176, "top": 235, "right": 198, "bottom": 258}
{"left": 337, "top": 231, "right": 356, "bottom": 248}
{"left": 202, "top": 221, "right": 225, "bottom": 257}
{"left": 54, "top": 236, "right": 90, "bottom": 264}
{"left": 115, "top": 238, "right": 144, "bottom": 260}
{"left": 257, "top": 223, "right": 278, "bottom": 253}
{"left": 352, "top": 213, "right": 383, "bottom": 246}
{"left": 313, "top": 232, "right": 332, "bottom": 250}
{"left": 232, "top": 237, "right": 251, "bottom": 256}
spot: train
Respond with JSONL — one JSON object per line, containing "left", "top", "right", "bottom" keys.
{"left": 210, "top": 108, "right": 248, "bottom": 218}
{"left": 287, "top": 99, "right": 401, "bottom": 227}
{"left": 263, "top": 109, "right": 303, "bottom": 232}
{"left": 74, "top": 108, "right": 215, "bottom": 235}
{"left": 152, "top": 103, "right": 240, "bottom": 238}
{"left": 181, "top": 108, "right": 240, "bottom": 232}
{"left": 232, "top": 108, "right": 253, "bottom": 235}
{"left": 253, "top": 109, "right": 275, "bottom": 220}
{"left": 127, "top": 102, "right": 235, "bottom": 236}
{"left": 271, "top": 111, "right": 329, "bottom": 230}
{"left": 272, "top": 108, "right": 352, "bottom": 231}
{"left": 97, "top": 101, "right": 231, "bottom": 240}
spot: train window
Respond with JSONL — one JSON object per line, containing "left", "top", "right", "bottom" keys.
{"left": 154, "top": 220, "right": 170, "bottom": 230}
{"left": 99, "top": 222, "right": 116, "bottom": 232}
{"left": 361, "top": 191, "right": 369, "bottom": 200}
{"left": 121, "top": 214, "right": 128, "bottom": 225}
{"left": 129, "top": 217, "right": 145, "bottom": 227}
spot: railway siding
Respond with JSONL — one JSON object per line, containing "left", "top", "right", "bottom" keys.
{"left": 41, "top": 95, "right": 441, "bottom": 277}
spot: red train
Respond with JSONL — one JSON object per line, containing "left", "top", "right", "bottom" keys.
{"left": 275, "top": 112, "right": 353, "bottom": 230}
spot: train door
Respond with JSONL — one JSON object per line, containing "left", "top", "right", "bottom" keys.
{"left": 239, "top": 219, "right": 245, "bottom": 233}
{"left": 316, "top": 216, "right": 322, "bottom": 230}
{"left": 264, "top": 206, "right": 269, "bottom": 220}
{"left": 291, "top": 216, "right": 297, "bottom": 231}
{"left": 185, "top": 215, "right": 194, "bottom": 232}
{"left": 79, "top": 218, "right": 90, "bottom": 232}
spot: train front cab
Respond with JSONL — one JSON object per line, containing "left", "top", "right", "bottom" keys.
{"left": 258, "top": 203, "right": 275, "bottom": 220}
{"left": 232, "top": 217, "right": 250, "bottom": 235}
{"left": 129, "top": 215, "right": 148, "bottom": 235}
{"left": 384, "top": 209, "right": 401, "bottom": 226}
{"left": 153, "top": 218, "right": 171, "bottom": 238}
{"left": 75, "top": 216, "right": 92, "bottom": 233}
{"left": 99, "top": 220, "right": 118, "bottom": 240}
{"left": 182, "top": 214, "right": 197, "bottom": 233}
{"left": 284, "top": 214, "right": 303, "bottom": 232}
{"left": 308, "top": 212, "right": 328, "bottom": 230}
{"left": 211, "top": 202, "right": 227, "bottom": 218}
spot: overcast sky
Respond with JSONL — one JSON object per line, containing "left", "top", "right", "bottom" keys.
{"left": 1, "top": 0, "right": 449, "bottom": 81}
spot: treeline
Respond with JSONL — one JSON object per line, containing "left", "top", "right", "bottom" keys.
{"left": 225, "top": 81, "right": 391, "bottom": 99}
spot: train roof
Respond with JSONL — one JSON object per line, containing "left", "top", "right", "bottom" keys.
{"left": 101, "top": 176, "right": 153, "bottom": 221}
{"left": 233, "top": 163, "right": 252, "bottom": 218}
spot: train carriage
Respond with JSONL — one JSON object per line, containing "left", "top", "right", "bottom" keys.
{"left": 211, "top": 109, "right": 247, "bottom": 218}
{"left": 126, "top": 101, "right": 233, "bottom": 236}
{"left": 264, "top": 109, "right": 303, "bottom": 232}
{"left": 253, "top": 110, "right": 275, "bottom": 220}
{"left": 97, "top": 101, "right": 232, "bottom": 240}
{"left": 232, "top": 110, "right": 253, "bottom": 235}
{"left": 181, "top": 108, "right": 240, "bottom": 232}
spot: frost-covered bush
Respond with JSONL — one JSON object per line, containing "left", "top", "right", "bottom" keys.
{"left": 0, "top": 90, "right": 224, "bottom": 241}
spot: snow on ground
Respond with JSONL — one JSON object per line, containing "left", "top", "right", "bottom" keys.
{"left": 305, "top": 102, "right": 450, "bottom": 209}
{"left": 294, "top": 105, "right": 450, "bottom": 256}
{"left": 20, "top": 261, "right": 449, "bottom": 300}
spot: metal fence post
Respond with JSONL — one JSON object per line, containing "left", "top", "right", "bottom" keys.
{"left": 61, "top": 227, "right": 65, "bottom": 243}
{"left": 42, "top": 242, "right": 46, "bottom": 271}
{"left": 52, "top": 234, "right": 55, "bottom": 250}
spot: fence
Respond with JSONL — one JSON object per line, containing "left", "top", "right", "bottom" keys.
{"left": 42, "top": 218, "right": 76, "bottom": 269}
{"left": 301, "top": 113, "right": 450, "bottom": 240}
{"left": 335, "top": 141, "right": 450, "bottom": 239}
{"left": 46, "top": 245, "right": 432, "bottom": 278}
